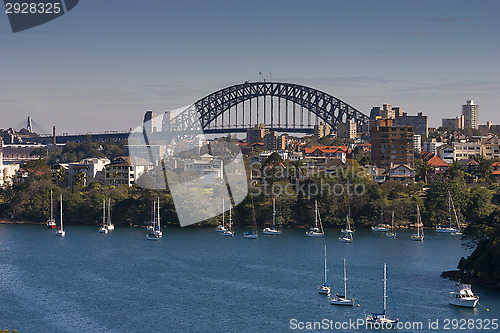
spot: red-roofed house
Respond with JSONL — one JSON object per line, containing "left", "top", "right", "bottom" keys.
{"left": 493, "top": 161, "right": 500, "bottom": 179}
{"left": 425, "top": 155, "right": 449, "bottom": 172}
{"left": 303, "top": 146, "right": 349, "bottom": 163}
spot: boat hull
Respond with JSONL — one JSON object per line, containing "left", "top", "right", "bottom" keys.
{"left": 411, "top": 235, "right": 424, "bottom": 241}
{"left": 263, "top": 228, "right": 281, "bottom": 235}
{"left": 449, "top": 298, "right": 478, "bottom": 308}
{"left": 330, "top": 297, "right": 355, "bottom": 306}
{"left": 318, "top": 286, "right": 330, "bottom": 295}
{"left": 436, "top": 227, "right": 459, "bottom": 233}
{"left": 306, "top": 231, "right": 324, "bottom": 237}
{"left": 244, "top": 233, "right": 258, "bottom": 239}
{"left": 338, "top": 236, "right": 353, "bottom": 243}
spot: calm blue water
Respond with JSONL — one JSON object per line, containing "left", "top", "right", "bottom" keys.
{"left": 0, "top": 225, "right": 498, "bottom": 333}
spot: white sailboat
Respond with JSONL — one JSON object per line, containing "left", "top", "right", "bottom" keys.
{"left": 339, "top": 229, "right": 353, "bottom": 243}
{"left": 318, "top": 245, "right": 330, "bottom": 295}
{"left": 99, "top": 198, "right": 109, "bottom": 233}
{"left": 436, "top": 191, "right": 461, "bottom": 233}
{"left": 224, "top": 205, "right": 235, "bottom": 237}
{"left": 263, "top": 198, "right": 282, "bottom": 235}
{"left": 306, "top": 200, "right": 324, "bottom": 237}
{"left": 146, "top": 198, "right": 162, "bottom": 240}
{"left": 106, "top": 198, "right": 114, "bottom": 230}
{"left": 341, "top": 207, "right": 354, "bottom": 234}
{"left": 216, "top": 198, "right": 228, "bottom": 232}
{"left": 449, "top": 282, "right": 479, "bottom": 308}
{"left": 55, "top": 194, "right": 65, "bottom": 237}
{"left": 372, "top": 208, "right": 389, "bottom": 232}
{"left": 244, "top": 200, "right": 258, "bottom": 239}
{"left": 331, "top": 258, "right": 355, "bottom": 306}
{"left": 385, "top": 211, "right": 397, "bottom": 238}
{"left": 46, "top": 189, "right": 56, "bottom": 229}
{"left": 411, "top": 204, "right": 424, "bottom": 241}
{"left": 366, "top": 263, "right": 398, "bottom": 324}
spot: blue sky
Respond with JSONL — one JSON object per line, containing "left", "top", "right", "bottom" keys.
{"left": 1, "top": 0, "right": 499, "bottom": 133}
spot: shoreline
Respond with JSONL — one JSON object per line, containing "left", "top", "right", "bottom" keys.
{"left": 441, "top": 270, "right": 500, "bottom": 290}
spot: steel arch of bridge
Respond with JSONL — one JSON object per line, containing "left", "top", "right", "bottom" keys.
{"left": 171, "top": 81, "right": 369, "bottom": 132}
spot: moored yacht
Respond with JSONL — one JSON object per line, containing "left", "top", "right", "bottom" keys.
{"left": 46, "top": 189, "right": 56, "bottom": 229}
{"left": 55, "top": 194, "right": 65, "bottom": 237}
{"left": 306, "top": 201, "right": 324, "bottom": 237}
{"left": 263, "top": 198, "right": 282, "bottom": 235}
{"left": 449, "top": 282, "right": 479, "bottom": 308}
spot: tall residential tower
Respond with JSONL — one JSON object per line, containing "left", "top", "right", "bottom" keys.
{"left": 462, "top": 100, "right": 478, "bottom": 129}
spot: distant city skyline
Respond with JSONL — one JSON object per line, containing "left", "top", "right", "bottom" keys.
{"left": 1, "top": 0, "right": 499, "bottom": 134}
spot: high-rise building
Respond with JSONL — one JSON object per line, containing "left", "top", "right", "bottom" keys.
{"left": 413, "top": 135, "right": 422, "bottom": 154}
{"left": 313, "top": 122, "right": 331, "bottom": 139}
{"left": 264, "top": 131, "right": 286, "bottom": 150}
{"left": 246, "top": 124, "right": 269, "bottom": 143}
{"left": 162, "top": 111, "right": 175, "bottom": 132}
{"left": 394, "top": 112, "right": 428, "bottom": 137}
{"left": 442, "top": 116, "right": 464, "bottom": 130}
{"left": 370, "top": 118, "right": 414, "bottom": 169}
{"left": 337, "top": 119, "right": 357, "bottom": 139}
{"left": 462, "top": 100, "right": 478, "bottom": 129}
{"left": 143, "top": 110, "right": 157, "bottom": 133}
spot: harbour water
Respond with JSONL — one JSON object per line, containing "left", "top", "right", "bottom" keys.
{"left": 0, "top": 225, "right": 498, "bottom": 332}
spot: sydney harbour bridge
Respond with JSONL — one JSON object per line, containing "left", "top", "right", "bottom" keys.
{"left": 29, "top": 81, "right": 370, "bottom": 143}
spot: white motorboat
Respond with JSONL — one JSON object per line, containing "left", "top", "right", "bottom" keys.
{"left": 449, "top": 282, "right": 479, "bottom": 308}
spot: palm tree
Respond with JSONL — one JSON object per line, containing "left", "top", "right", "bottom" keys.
{"left": 416, "top": 160, "right": 433, "bottom": 183}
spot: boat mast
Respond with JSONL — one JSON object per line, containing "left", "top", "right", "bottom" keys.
{"left": 103, "top": 198, "right": 106, "bottom": 226}
{"left": 272, "top": 198, "right": 276, "bottom": 229}
{"left": 107, "top": 198, "right": 111, "bottom": 225}
{"left": 315, "top": 200, "right": 318, "bottom": 228}
{"left": 50, "top": 189, "right": 53, "bottom": 221}
{"left": 344, "top": 258, "right": 347, "bottom": 298}
{"left": 391, "top": 211, "right": 394, "bottom": 232}
{"left": 417, "top": 204, "right": 420, "bottom": 236}
{"left": 381, "top": 207, "right": 384, "bottom": 225}
{"left": 383, "top": 263, "right": 387, "bottom": 315}
{"left": 229, "top": 205, "right": 232, "bottom": 231}
{"left": 448, "top": 191, "right": 452, "bottom": 227}
{"left": 222, "top": 198, "right": 225, "bottom": 228}
{"left": 450, "top": 194, "right": 460, "bottom": 229}
{"left": 324, "top": 245, "right": 328, "bottom": 285}
{"left": 60, "top": 194, "right": 63, "bottom": 231}
{"left": 157, "top": 198, "right": 161, "bottom": 230}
